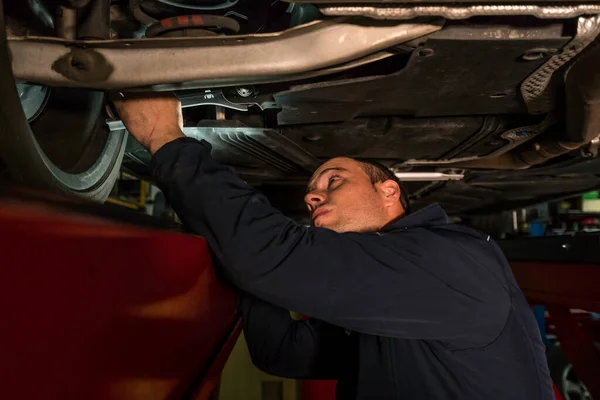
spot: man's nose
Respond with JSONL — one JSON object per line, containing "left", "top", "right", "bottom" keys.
{"left": 304, "top": 190, "right": 326, "bottom": 209}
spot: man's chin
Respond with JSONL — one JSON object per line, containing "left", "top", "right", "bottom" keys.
{"left": 316, "top": 221, "right": 344, "bottom": 232}
{"left": 317, "top": 221, "right": 371, "bottom": 233}
{"left": 315, "top": 221, "right": 337, "bottom": 231}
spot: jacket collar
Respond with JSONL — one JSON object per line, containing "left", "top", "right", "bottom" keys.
{"left": 382, "top": 203, "right": 451, "bottom": 232}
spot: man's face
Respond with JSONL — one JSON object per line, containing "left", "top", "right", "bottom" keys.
{"left": 305, "top": 158, "right": 390, "bottom": 233}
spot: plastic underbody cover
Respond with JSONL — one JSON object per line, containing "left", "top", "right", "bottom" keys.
{"left": 0, "top": 192, "right": 238, "bottom": 400}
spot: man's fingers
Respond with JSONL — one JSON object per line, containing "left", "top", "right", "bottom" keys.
{"left": 108, "top": 91, "right": 126, "bottom": 105}
{"left": 107, "top": 91, "right": 184, "bottom": 153}
{"left": 110, "top": 92, "right": 178, "bottom": 102}
{"left": 108, "top": 92, "right": 129, "bottom": 119}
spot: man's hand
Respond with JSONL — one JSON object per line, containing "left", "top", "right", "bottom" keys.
{"left": 112, "top": 92, "right": 185, "bottom": 155}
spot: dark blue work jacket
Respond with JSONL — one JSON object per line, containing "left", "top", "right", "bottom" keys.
{"left": 152, "top": 137, "right": 553, "bottom": 400}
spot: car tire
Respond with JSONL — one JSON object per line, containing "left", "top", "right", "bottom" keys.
{"left": 0, "top": 2, "right": 127, "bottom": 201}
{"left": 547, "top": 346, "right": 593, "bottom": 400}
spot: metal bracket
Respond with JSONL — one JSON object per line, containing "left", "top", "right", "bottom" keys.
{"left": 107, "top": 89, "right": 251, "bottom": 131}
{"left": 8, "top": 18, "right": 442, "bottom": 90}
{"left": 178, "top": 90, "right": 249, "bottom": 111}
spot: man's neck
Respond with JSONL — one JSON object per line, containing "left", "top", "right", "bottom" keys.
{"left": 379, "top": 210, "right": 406, "bottom": 231}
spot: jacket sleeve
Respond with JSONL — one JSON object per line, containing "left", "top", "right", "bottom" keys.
{"left": 151, "top": 138, "right": 510, "bottom": 344}
{"left": 240, "top": 294, "right": 348, "bottom": 379}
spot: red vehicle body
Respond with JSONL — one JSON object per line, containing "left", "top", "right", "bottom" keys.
{"left": 1, "top": 193, "right": 599, "bottom": 400}
{"left": 0, "top": 196, "right": 239, "bottom": 400}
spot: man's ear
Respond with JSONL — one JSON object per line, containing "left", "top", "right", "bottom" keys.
{"left": 378, "top": 180, "right": 401, "bottom": 203}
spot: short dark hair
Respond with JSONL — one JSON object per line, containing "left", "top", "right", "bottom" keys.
{"left": 358, "top": 161, "right": 411, "bottom": 214}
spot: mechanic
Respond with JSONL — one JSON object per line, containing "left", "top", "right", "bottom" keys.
{"left": 114, "top": 94, "right": 554, "bottom": 399}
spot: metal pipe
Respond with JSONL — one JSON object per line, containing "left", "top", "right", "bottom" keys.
{"left": 7, "top": 18, "right": 443, "bottom": 90}
{"left": 521, "top": 15, "right": 600, "bottom": 114}
{"left": 56, "top": 6, "right": 77, "bottom": 40}
{"left": 77, "top": 0, "right": 110, "bottom": 40}
{"left": 156, "top": 0, "right": 238, "bottom": 11}
{"left": 565, "top": 41, "right": 600, "bottom": 145}
{"left": 320, "top": 4, "right": 600, "bottom": 20}
{"left": 449, "top": 40, "right": 600, "bottom": 170}
{"left": 129, "top": 0, "right": 157, "bottom": 25}
{"left": 394, "top": 172, "right": 464, "bottom": 181}
{"left": 448, "top": 140, "right": 583, "bottom": 170}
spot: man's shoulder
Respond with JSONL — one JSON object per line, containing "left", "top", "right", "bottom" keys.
{"left": 385, "top": 220, "right": 492, "bottom": 247}
{"left": 382, "top": 222, "right": 509, "bottom": 279}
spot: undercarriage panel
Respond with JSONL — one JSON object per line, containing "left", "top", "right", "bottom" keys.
{"left": 274, "top": 24, "right": 569, "bottom": 124}
{"left": 5, "top": 0, "right": 600, "bottom": 219}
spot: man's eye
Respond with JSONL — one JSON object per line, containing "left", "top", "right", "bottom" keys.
{"left": 328, "top": 175, "right": 341, "bottom": 186}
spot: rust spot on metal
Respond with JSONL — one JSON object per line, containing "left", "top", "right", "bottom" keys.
{"left": 51, "top": 48, "right": 114, "bottom": 82}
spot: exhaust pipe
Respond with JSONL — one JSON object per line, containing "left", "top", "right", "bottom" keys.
{"left": 451, "top": 41, "right": 600, "bottom": 170}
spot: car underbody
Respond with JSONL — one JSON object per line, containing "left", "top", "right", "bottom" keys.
{"left": 2, "top": 0, "right": 600, "bottom": 222}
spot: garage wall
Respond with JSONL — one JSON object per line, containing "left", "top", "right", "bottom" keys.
{"left": 219, "top": 334, "right": 300, "bottom": 400}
